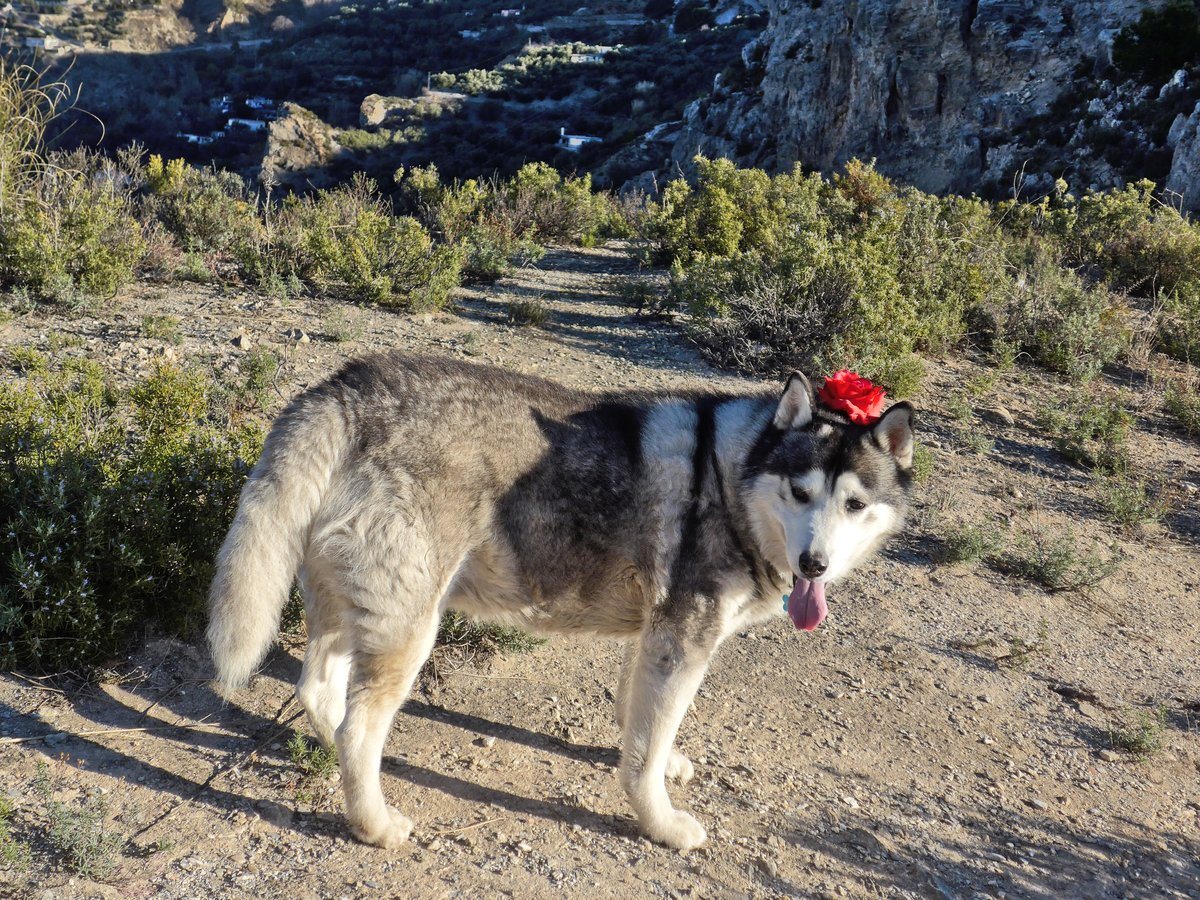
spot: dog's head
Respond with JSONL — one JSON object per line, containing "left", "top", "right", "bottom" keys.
{"left": 744, "top": 372, "right": 915, "bottom": 631}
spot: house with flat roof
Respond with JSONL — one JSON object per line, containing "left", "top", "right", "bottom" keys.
{"left": 556, "top": 126, "right": 602, "bottom": 151}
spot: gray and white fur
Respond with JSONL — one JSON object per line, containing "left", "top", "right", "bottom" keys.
{"left": 208, "top": 353, "right": 915, "bottom": 851}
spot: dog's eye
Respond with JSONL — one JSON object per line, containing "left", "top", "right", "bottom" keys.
{"left": 846, "top": 497, "right": 867, "bottom": 512}
{"left": 790, "top": 484, "right": 810, "bottom": 504}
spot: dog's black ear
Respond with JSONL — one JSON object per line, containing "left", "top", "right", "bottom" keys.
{"left": 773, "top": 372, "right": 813, "bottom": 430}
{"left": 871, "top": 402, "right": 915, "bottom": 469}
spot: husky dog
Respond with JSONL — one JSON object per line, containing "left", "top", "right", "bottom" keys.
{"left": 208, "top": 353, "right": 914, "bottom": 851}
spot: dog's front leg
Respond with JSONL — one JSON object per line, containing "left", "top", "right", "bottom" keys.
{"left": 619, "top": 623, "right": 712, "bottom": 851}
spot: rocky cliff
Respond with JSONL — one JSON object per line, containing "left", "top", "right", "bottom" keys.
{"left": 259, "top": 103, "right": 341, "bottom": 190}
{"left": 669, "top": 0, "right": 1171, "bottom": 197}
{"left": 1168, "top": 101, "right": 1200, "bottom": 207}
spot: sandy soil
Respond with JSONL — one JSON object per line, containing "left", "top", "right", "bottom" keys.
{"left": 1, "top": 246, "right": 1199, "bottom": 899}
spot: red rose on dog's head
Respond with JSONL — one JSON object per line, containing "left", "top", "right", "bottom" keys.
{"left": 818, "top": 370, "right": 887, "bottom": 425}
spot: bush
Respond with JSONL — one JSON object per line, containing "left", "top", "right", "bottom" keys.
{"left": 507, "top": 297, "right": 550, "bottom": 326}
{"left": 996, "top": 527, "right": 1124, "bottom": 593}
{"left": 504, "top": 162, "right": 617, "bottom": 246}
{"left": 1014, "top": 180, "right": 1200, "bottom": 364}
{"left": 1037, "top": 390, "right": 1132, "bottom": 469}
{"left": 401, "top": 163, "right": 595, "bottom": 282}
{"left": 937, "top": 521, "right": 1004, "bottom": 565}
{"left": 408, "top": 168, "right": 546, "bottom": 282}
{"left": 1164, "top": 381, "right": 1200, "bottom": 435}
{"left": 648, "top": 159, "right": 1200, "bottom": 384}
{"left": 1159, "top": 285, "right": 1200, "bottom": 363}
{"left": 0, "top": 356, "right": 263, "bottom": 669}
{"left": 656, "top": 158, "right": 999, "bottom": 374}
{"left": 0, "top": 154, "right": 145, "bottom": 304}
{"left": 995, "top": 250, "right": 1128, "bottom": 383}
{"left": 270, "top": 174, "right": 461, "bottom": 308}
{"left": 1113, "top": 1, "right": 1200, "bottom": 84}
{"left": 1094, "top": 467, "right": 1173, "bottom": 530}
{"left": 141, "top": 155, "right": 261, "bottom": 257}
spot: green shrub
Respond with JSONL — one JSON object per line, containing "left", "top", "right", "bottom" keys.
{"left": 8, "top": 346, "right": 48, "bottom": 374}
{"left": 175, "top": 252, "right": 212, "bottom": 284}
{"left": 911, "top": 443, "right": 935, "bottom": 484}
{"left": 142, "top": 155, "right": 261, "bottom": 257}
{"left": 938, "top": 521, "right": 1004, "bottom": 565}
{"left": 46, "top": 793, "right": 121, "bottom": 878}
{"left": 436, "top": 610, "right": 545, "bottom": 656}
{"left": 459, "top": 220, "right": 545, "bottom": 281}
{"left": 1037, "top": 391, "right": 1132, "bottom": 469}
{"left": 399, "top": 163, "right": 604, "bottom": 281}
{"left": 654, "top": 158, "right": 1001, "bottom": 375}
{"left": 1158, "top": 284, "right": 1200, "bottom": 363}
{"left": 1113, "top": 1, "right": 1200, "bottom": 84}
{"left": 141, "top": 314, "right": 183, "bottom": 344}
{"left": 506, "top": 297, "right": 550, "bottom": 326}
{"left": 996, "top": 527, "right": 1123, "bottom": 593}
{"left": 1108, "top": 705, "right": 1169, "bottom": 757}
{"left": 870, "top": 353, "right": 925, "bottom": 399}
{"left": 1164, "top": 381, "right": 1200, "bottom": 435}
{"left": 0, "top": 154, "right": 145, "bottom": 304}
{"left": 240, "top": 347, "right": 280, "bottom": 412}
{"left": 504, "top": 162, "right": 616, "bottom": 245}
{"left": 0, "top": 356, "right": 263, "bottom": 669}
{"left": 1094, "top": 468, "right": 1174, "bottom": 530}
{"left": 0, "top": 794, "right": 29, "bottom": 871}
{"left": 996, "top": 250, "right": 1128, "bottom": 383}
{"left": 1016, "top": 180, "right": 1200, "bottom": 364}
{"left": 1066, "top": 181, "right": 1200, "bottom": 299}
{"left": 271, "top": 174, "right": 461, "bottom": 309}
{"left": 322, "top": 306, "right": 365, "bottom": 343}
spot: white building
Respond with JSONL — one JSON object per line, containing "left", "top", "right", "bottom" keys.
{"left": 556, "top": 126, "right": 602, "bottom": 151}
{"left": 227, "top": 118, "right": 268, "bottom": 132}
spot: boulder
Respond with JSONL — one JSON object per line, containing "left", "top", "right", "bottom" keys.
{"left": 259, "top": 102, "right": 340, "bottom": 190}
{"left": 1166, "top": 102, "right": 1200, "bottom": 212}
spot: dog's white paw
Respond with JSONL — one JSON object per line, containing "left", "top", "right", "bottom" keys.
{"left": 665, "top": 750, "right": 694, "bottom": 783}
{"left": 644, "top": 809, "right": 707, "bottom": 851}
{"left": 350, "top": 806, "right": 413, "bottom": 849}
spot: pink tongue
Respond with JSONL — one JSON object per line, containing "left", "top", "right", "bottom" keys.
{"left": 787, "top": 578, "right": 828, "bottom": 631}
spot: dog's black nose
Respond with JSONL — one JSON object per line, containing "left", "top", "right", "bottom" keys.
{"left": 798, "top": 551, "right": 827, "bottom": 579}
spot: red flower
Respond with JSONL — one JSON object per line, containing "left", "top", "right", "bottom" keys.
{"left": 818, "top": 370, "right": 887, "bottom": 425}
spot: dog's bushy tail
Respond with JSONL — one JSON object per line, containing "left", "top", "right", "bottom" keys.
{"left": 207, "top": 396, "right": 346, "bottom": 695}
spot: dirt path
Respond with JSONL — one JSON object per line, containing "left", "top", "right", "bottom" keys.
{"left": 1, "top": 246, "right": 1199, "bottom": 899}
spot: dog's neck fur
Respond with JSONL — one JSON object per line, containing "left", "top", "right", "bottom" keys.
{"left": 656, "top": 395, "right": 788, "bottom": 616}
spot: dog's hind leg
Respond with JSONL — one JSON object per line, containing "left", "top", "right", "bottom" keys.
{"left": 336, "top": 606, "right": 440, "bottom": 849}
{"left": 614, "top": 640, "right": 636, "bottom": 729}
{"left": 619, "top": 621, "right": 714, "bottom": 851}
{"left": 296, "top": 567, "right": 353, "bottom": 749}
{"left": 617, "top": 640, "right": 693, "bottom": 783}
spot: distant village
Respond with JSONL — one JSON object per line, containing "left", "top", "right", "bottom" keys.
{"left": 178, "top": 95, "right": 279, "bottom": 147}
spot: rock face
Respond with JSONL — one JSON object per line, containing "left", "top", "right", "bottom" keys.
{"left": 259, "top": 102, "right": 340, "bottom": 190}
{"left": 671, "top": 0, "right": 1149, "bottom": 194}
{"left": 360, "top": 94, "right": 389, "bottom": 128}
{"left": 1167, "top": 102, "right": 1200, "bottom": 211}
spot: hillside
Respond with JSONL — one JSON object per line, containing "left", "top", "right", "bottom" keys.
{"left": 672, "top": 0, "right": 1200, "bottom": 207}
{"left": 6, "top": 0, "right": 763, "bottom": 186}
{"left": 8, "top": 1, "right": 1200, "bottom": 202}
{"left": 1, "top": 245, "right": 1198, "bottom": 897}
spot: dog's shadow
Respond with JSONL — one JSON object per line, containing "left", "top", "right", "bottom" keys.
{"left": 8, "top": 642, "right": 631, "bottom": 849}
